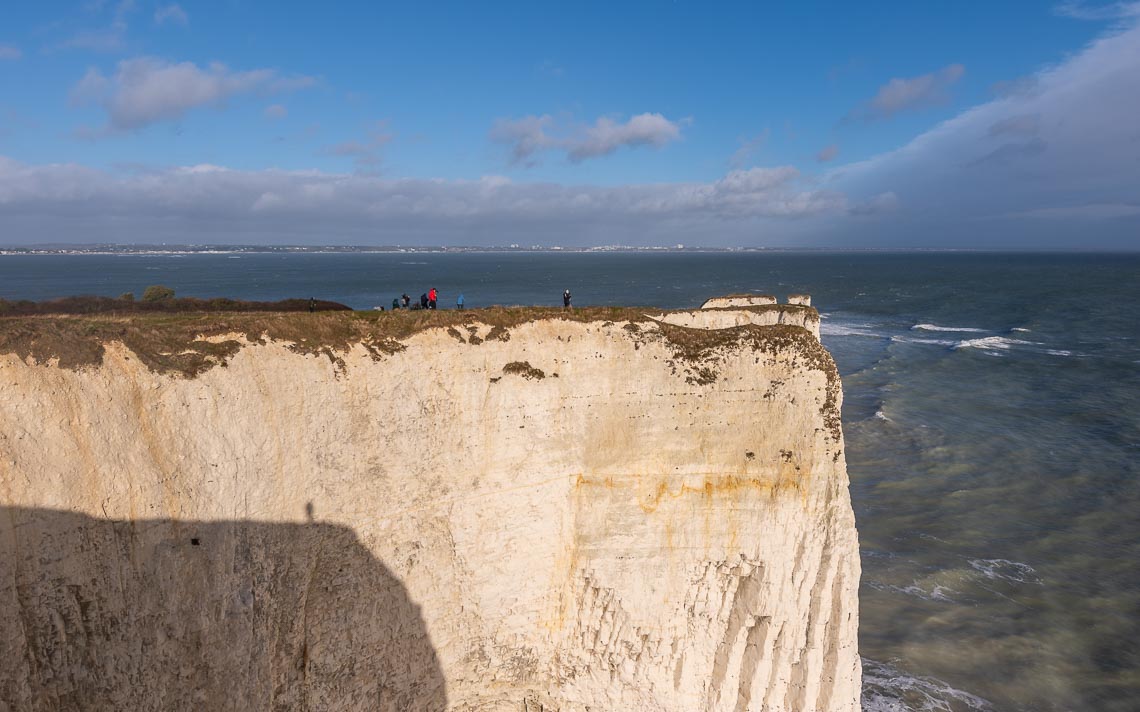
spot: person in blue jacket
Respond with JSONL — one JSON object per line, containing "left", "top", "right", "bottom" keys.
{"left": 457, "top": 293, "right": 465, "bottom": 310}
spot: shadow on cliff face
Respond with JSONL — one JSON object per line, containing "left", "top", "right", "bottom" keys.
{"left": 0, "top": 507, "right": 447, "bottom": 712}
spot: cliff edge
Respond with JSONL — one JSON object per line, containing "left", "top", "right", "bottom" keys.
{"left": 0, "top": 300, "right": 859, "bottom": 711}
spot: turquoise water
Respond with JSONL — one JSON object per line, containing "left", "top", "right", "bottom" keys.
{"left": 2, "top": 251, "right": 1138, "bottom": 710}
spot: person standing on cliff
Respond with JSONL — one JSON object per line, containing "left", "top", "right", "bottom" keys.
{"left": 456, "top": 293, "right": 465, "bottom": 310}
{"left": 428, "top": 287, "right": 438, "bottom": 310}
{"left": 563, "top": 289, "right": 572, "bottom": 309}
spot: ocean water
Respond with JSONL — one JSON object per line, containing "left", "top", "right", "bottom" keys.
{"left": 2, "top": 251, "right": 1138, "bottom": 711}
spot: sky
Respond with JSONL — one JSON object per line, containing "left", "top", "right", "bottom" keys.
{"left": 0, "top": 0, "right": 1138, "bottom": 248}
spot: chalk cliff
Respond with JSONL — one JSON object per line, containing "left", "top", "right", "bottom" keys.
{"left": 0, "top": 301, "right": 860, "bottom": 711}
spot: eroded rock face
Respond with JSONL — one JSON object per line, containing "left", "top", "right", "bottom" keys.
{"left": 0, "top": 311, "right": 860, "bottom": 711}
{"left": 700, "top": 295, "right": 778, "bottom": 308}
{"left": 653, "top": 304, "right": 820, "bottom": 339}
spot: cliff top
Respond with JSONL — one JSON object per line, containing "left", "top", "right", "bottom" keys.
{"left": 0, "top": 303, "right": 824, "bottom": 378}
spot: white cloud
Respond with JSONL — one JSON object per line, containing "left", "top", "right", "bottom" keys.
{"left": 853, "top": 64, "right": 965, "bottom": 120}
{"left": 816, "top": 144, "right": 839, "bottom": 162}
{"left": 69, "top": 58, "right": 316, "bottom": 133}
{"left": 0, "top": 44, "right": 21, "bottom": 60}
{"left": 491, "top": 112, "right": 684, "bottom": 165}
{"left": 489, "top": 114, "right": 554, "bottom": 165}
{"left": 264, "top": 104, "right": 288, "bottom": 120}
{"left": 568, "top": 113, "right": 682, "bottom": 161}
{"left": 0, "top": 157, "right": 845, "bottom": 245}
{"left": 154, "top": 4, "right": 189, "bottom": 26}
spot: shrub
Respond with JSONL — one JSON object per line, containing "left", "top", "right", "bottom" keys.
{"left": 119, "top": 292, "right": 135, "bottom": 302}
{"left": 142, "top": 285, "right": 176, "bottom": 302}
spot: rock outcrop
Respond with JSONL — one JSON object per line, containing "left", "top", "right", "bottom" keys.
{"left": 700, "top": 295, "right": 778, "bottom": 308}
{"left": 0, "top": 302, "right": 860, "bottom": 711}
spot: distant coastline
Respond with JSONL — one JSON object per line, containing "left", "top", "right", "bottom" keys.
{"left": 0, "top": 244, "right": 1125, "bottom": 256}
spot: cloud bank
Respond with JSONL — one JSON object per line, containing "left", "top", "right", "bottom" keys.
{"left": 0, "top": 159, "right": 844, "bottom": 245}
{"left": 824, "top": 11, "right": 1140, "bottom": 247}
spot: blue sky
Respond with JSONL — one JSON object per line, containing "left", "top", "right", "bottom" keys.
{"left": 1, "top": 0, "right": 1138, "bottom": 247}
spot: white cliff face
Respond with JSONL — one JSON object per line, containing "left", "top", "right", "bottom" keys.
{"left": 0, "top": 308, "right": 860, "bottom": 711}
{"left": 654, "top": 304, "right": 820, "bottom": 339}
{"left": 700, "top": 296, "right": 777, "bottom": 308}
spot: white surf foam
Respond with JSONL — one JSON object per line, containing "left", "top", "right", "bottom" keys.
{"left": 820, "top": 322, "right": 886, "bottom": 338}
{"left": 892, "top": 336, "right": 959, "bottom": 346}
{"left": 952, "top": 336, "right": 1036, "bottom": 351}
{"left": 1044, "top": 349, "right": 1073, "bottom": 357}
{"left": 1011, "top": 327, "right": 1031, "bottom": 333}
{"left": 866, "top": 580, "right": 958, "bottom": 603}
{"left": 874, "top": 409, "right": 892, "bottom": 421}
{"left": 912, "top": 323, "right": 988, "bottom": 333}
{"left": 968, "top": 559, "right": 1042, "bottom": 585}
{"left": 862, "top": 658, "right": 994, "bottom": 712}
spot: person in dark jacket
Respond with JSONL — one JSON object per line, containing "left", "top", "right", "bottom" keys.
{"left": 420, "top": 293, "right": 429, "bottom": 309}
{"left": 563, "top": 289, "right": 572, "bottom": 309}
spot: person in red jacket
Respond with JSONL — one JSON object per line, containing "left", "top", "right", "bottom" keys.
{"left": 428, "top": 287, "right": 438, "bottom": 310}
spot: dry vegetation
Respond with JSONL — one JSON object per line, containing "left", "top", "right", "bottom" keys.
{"left": 501, "top": 361, "right": 546, "bottom": 380}
{"left": 0, "top": 302, "right": 838, "bottom": 438}
{"left": 0, "top": 295, "right": 352, "bottom": 316}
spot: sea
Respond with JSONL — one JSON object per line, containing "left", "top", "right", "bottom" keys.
{"left": 2, "top": 250, "right": 1138, "bottom": 712}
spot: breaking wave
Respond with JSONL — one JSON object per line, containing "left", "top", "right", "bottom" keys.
{"left": 891, "top": 336, "right": 958, "bottom": 346}
{"left": 912, "top": 324, "right": 989, "bottom": 333}
{"left": 968, "top": 559, "right": 1043, "bottom": 585}
{"left": 820, "top": 322, "right": 888, "bottom": 338}
{"left": 952, "top": 336, "right": 1036, "bottom": 351}
{"left": 863, "top": 659, "right": 994, "bottom": 712}
{"left": 866, "top": 580, "right": 958, "bottom": 603}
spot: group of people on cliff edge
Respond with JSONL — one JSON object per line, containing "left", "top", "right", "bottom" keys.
{"left": 391, "top": 287, "right": 460, "bottom": 310}
{"left": 385, "top": 289, "right": 571, "bottom": 311}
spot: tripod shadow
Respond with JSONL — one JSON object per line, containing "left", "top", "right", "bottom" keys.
{"left": 0, "top": 506, "right": 447, "bottom": 711}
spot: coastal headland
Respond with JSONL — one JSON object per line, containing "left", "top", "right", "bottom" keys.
{"left": 0, "top": 297, "right": 859, "bottom": 711}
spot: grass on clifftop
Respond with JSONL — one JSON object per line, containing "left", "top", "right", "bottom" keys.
{"left": 0, "top": 302, "right": 839, "bottom": 440}
{"left": 0, "top": 302, "right": 823, "bottom": 375}
{"left": 0, "top": 295, "right": 352, "bottom": 316}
